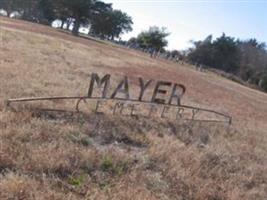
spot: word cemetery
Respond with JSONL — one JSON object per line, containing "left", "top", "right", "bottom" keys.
{"left": 7, "top": 72, "right": 232, "bottom": 124}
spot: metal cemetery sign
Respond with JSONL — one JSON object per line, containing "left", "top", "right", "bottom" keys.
{"left": 6, "top": 73, "right": 232, "bottom": 124}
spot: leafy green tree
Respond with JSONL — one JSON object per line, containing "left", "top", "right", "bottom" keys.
{"left": 62, "top": 0, "right": 115, "bottom": 36}
{"left": 188, "top": 35, "right": 213, "bottom": 66}
{"left": 0, "top": 0, "right": 43, "bottom": 22}
{"left": 136, "top": 26, "right": 170, "bottom": 51}
{"left": 212, "top": 33, "right": 240, "bottom": 73}
{"left": 37, "top": 0, "right": 56, "bottom": 24}
{"left": 38, "top": 0, "right": 69, "bottom": 26}
{"left": 0, "top": 0, "right": 24, "bottom": 16}
{"left": 237, "top": 39, "right": 267, "bottom": 82}
{"left": 128, "top": 37, "right": 137, "bottom": 44}
{"left": 90, "top": 8, "right": 133, "bottom": 40}
{"left": 0, "top": 0, "right": 133, "bottom": 38}
{"left": 259, "top": 75, "right": 267, "bottom": 91}
{"left": 187, "top": 34, "right": 267, "bottom": 92}
{"left": 19, "top": 0, "right": 40, "bottom": 22}
{"left": 0, "top": 0, "right": 12, "bottom": 16}
{"left": 88, "top": 2, "right": 112, "bottom": 38}
{"left": 170, "top": 50, "right": 181, "bottom": 59}
{"left": 188, "top": 34, "right": 240, "bottom": 73}
{"left": 108, "top": 9, "right": 133, "bottom": 40}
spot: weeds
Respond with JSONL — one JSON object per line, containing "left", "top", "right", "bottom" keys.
{"left": 0, "top": 18, "right": 266, "bottom": 199}
{"left": 101, "top": 155, "right": 129, "bottom": 175}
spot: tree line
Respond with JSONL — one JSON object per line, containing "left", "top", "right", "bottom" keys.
{"left": 1, "top": 1, "right": 267, "bottom": 92}
{"left": 127, "top": 31, "right": 267, "bottom": 92}
{"left": 126, "top": 30, "right": 267, "bottom": 93}
{"left": 0, "top": 0, "right": 133, "bottom": 39}
{"left": 187, "top": 34, "right": 267, "bottom": 91}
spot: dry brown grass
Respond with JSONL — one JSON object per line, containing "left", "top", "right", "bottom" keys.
{"left": 0, "top": 17, "right": 266, "bottom": 199}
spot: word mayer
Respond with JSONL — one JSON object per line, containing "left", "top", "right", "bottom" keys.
{"left": 88, "top": 73, "right": 186, "bottom": 106}
{"left": 6, "top": 72, "right": 231, "bottom": 123}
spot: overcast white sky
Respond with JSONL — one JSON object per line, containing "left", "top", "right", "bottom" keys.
{"left": 103, "top": 0, "right": 267, "bottom": 50}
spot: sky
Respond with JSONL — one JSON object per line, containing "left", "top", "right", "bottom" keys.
{"left": 102, "top": 0, "right": 267, "bottom": 50}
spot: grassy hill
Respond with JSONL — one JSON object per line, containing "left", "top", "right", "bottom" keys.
{"left": 0, "top": 17, "right": 267, "bottom": 200}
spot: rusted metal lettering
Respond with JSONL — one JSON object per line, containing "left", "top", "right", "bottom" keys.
{"left": 192, "top": 108, "right": 199, "bottom": 120}
{"left": 168, "top": 83, "right": 186, "bottom": 106}
{"left": 161, "top": 106, "right": 170, "bottom": 118}
{"left": 88, "top": 73, "right": 110, "bottom": 98}
{"left": 148, "top": 104, "right": 158, "bottom": 118}
{"left": 111, "top": 76, "right": 130, "bottom": 100}
{"left": 176, "top": 108, "right": 184, "bottom": 119}
{"left": 113, "top": 102, "right": 125, "bottom": 115}
{"left": 151, "top": 81, "right": 172, "bottom": 104}
{"left": 6, "top": 72, "right": 232, "bottom": 125}
{"left": 138, "top": 78, "right": 153, "bottom": 101}
{"left": 95, "top": 100, "right": 105, "bottom": 114}
{"left": 130, "top": 104, "right": 138, "bottom": 117}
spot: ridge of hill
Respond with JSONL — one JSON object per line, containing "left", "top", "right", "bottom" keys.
{"left": 0, "top": 17, "right": 266, "bottom": 199}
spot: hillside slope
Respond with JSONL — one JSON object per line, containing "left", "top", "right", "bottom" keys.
{"left": 0, "top": 17, "right": 267, "bottom": 200}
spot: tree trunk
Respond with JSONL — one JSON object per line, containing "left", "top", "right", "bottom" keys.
{"left": 60, "top": 20, "right": 65, "bottom": 29}
{"left": 66, "top": 21, "right": 71, "bottom": 30}
{"left": 72, "top": 19, "right": 80, "bottom": 36}
{"left": 6, "top": 10, "right": 11, "bottom": 17}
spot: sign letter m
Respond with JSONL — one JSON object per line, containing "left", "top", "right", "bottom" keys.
{"left": 88, "top": 73, "right": 111, "bottom": 98}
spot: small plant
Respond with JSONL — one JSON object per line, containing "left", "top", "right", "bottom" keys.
{"left": 68, "top": 133, "right": 92, "bottom": 146}
{"left": 80, "top": 136, "right": 92, "bottom": 146}
{"left": 113, "top": 160, "right": 129, "bottom": 175}
{"left": 101, "top": 155, "right": 114, "bottom": 172}
{"left": 100, "top": 155, "right": 129, "bottom": 175}
{"left": 68, "top": 175, "right": 86, "bottom": 187}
